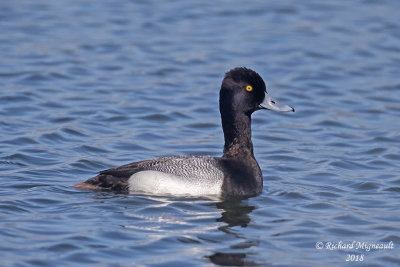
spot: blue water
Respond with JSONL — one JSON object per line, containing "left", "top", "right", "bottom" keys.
{"left": 1, "top": 0, "right": 400, "bottom": 266}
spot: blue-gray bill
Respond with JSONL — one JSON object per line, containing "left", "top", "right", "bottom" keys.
{"left": 259, "top": 94, "right": 295, "bottom": 112}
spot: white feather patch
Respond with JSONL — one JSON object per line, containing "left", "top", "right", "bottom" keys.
{"left": 128, "top": 170, "right": 223, "bottom": 196}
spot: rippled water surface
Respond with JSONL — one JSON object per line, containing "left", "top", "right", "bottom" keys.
{"left": 1, "top": 0, "right": 400, "bottom": 266}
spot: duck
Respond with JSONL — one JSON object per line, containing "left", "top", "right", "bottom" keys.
{"left": 75, "top": 67, "right": 294, "bottom": 197}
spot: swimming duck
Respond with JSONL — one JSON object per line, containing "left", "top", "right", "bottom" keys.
{"left": 75, "top": 67, "right": 294, "bottom": 197}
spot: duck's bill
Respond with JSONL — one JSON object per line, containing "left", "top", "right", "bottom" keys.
{"left": 259, "top": 95, "right": 295, "bottom": 112}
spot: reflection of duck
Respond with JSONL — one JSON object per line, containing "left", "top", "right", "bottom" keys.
{"left": 75, "top": 67, "right": 293, "bottom": 197}
{"left": 208, "top": 252, "right": 250, "bottom": 266}
{"left": 217, "top": 199, "right": 255, "bottom": 229}
{"left": 208, "top": 199, "right": 259, "bottom": 266}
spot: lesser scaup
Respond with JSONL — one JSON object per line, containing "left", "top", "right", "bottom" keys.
{"left": 75, "top": 67, "right": 294, "bottom": 197}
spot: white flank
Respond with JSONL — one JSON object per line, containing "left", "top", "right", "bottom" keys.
{"left": 128, "top": 171, "right": 222, "bottom": 196}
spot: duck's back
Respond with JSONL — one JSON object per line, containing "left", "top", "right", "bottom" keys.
{"left": 75, "top": 155, "right": 262, "bottom": 196}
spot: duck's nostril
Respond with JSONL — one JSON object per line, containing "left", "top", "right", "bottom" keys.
{"left": 270, "top": 100, "right": 276, "bottom": 104}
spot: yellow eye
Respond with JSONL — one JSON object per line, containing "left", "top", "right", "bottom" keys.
{"left": 246, "top": 85, "right": 253, "bottom": 92}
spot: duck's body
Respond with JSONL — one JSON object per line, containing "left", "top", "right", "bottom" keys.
{"left": 78, "top": 155, "right": 262, "bottom": 196}
{"left": 75, "top": 67, "right": 294, "bottom": 197}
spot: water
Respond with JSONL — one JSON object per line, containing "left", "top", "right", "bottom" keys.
{"left": 1, "top": 0, "right": 399, "bottom": 266}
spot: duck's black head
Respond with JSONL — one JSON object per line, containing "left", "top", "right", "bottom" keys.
{"left": 219, "top": 67, "right": 294, "bottom": 158}
{"left": 220, "top": 67, "right": 294, "bottom": 117}
{"left": 220, "top": 67, "right": 266, "bottom": 116}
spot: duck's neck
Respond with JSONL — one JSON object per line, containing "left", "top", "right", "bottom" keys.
{"left": 221, "top": 111, "right": 254, "bottom": 159}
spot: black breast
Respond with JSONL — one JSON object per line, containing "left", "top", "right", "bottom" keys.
{"left": 219, "top": 157, "right": 262, "bottom": 197}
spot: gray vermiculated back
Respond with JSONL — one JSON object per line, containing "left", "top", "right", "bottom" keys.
{"left": 135, "top": 156, "right": 225, "bottom": 181}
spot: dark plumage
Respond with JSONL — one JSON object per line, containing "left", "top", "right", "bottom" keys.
{"left": 75, "top": 67, "right": 294, "bottom": 197}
